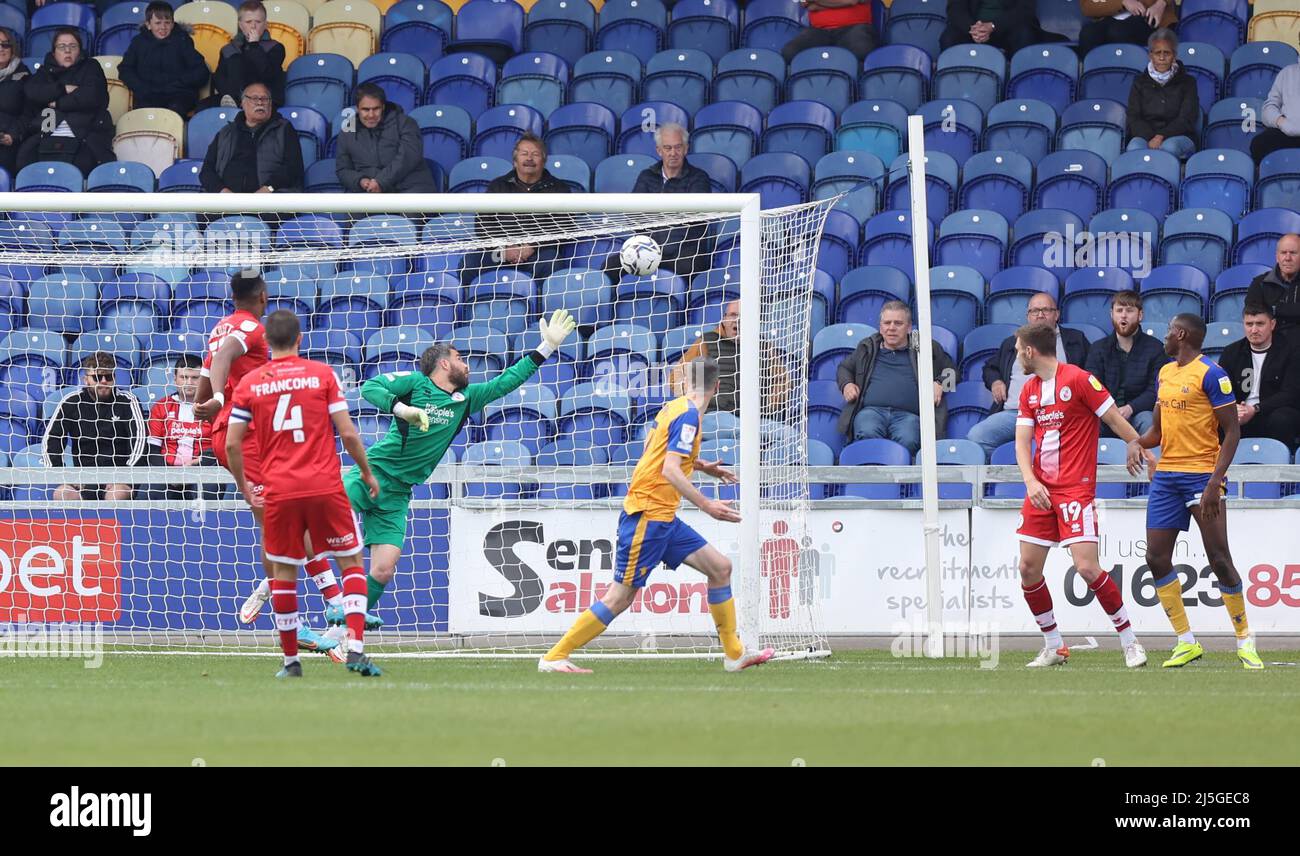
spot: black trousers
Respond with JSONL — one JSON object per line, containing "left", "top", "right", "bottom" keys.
{"left": 781, "top": 24, "right": 878, "bottom": 64}
{"left": 1250, "top": 127, "right": 1300, "bottom": 164}
{"left": 16, "top": 134, "right": 105, "bottom": 177}
{"left": 941, "top": 20, "right": 1041, "bottom": 55}
{"left": 1077, "top": 15, "right": 1156, "bottom": 58}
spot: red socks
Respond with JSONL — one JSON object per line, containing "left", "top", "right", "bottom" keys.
{"left": 270, "top": 579, "right": 299, "bottom": 658}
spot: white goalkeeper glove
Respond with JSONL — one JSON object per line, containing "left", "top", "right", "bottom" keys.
{"left": 537, "top": 308, "right": 577, "bottom": 357}
{"left": 393, "top": 402, "right": 429, "bottom": 432}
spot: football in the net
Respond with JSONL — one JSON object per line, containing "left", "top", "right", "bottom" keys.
{"left": 619, "top": 235, "right": 662, "bottom": 276}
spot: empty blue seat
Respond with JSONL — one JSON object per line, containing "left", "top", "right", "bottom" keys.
{"left": 278, "top": 214, "right": 345, "bottom": 250}
{"left": 524, "top": 0, "right": 596, "bottom": 67}
{"left": 408, "top": 104, "right": 472, "bottom": 175}
{"left": 448, "top": 156, "right": 512, "bottom": 193}
{"left": 86, "top": 161, "right": 154, "bottom": 193}
{"left": 668, "top": 0, "right": 738, "bottom": 63}
{"left": 1140, "top": 264, "right": 1211, "bottom": 319}
{"left": 692, "top": 100, "right": 762, "bottom": 170}
{"left": 885, "top": 151, "right": 958, "bottom": 222}
{"left": 1010, "top": 208, "right": 1085, "bottom": 269}
{"left": 1257, "top": 150, "right": 1300, "bottom": 211}
{"left": 1062, "top": 267, "right": 1133, "bottom": 329}
{"left": 1211, "top": 264, "right": 1269, "bottom": 320}
{"left": 960, "top": 323, "right": 1016, "bottom": 382}
{"left": 925, "top": 264, "right": 985, "bottom": 340}
{"left": 837, "top": 265, "right": 911, "bottom": 325}
{"left": 813, "top": 150, "right": 884, "bottom": 223}
{"left": 933, "top": 44, "right": 1005, "bottom": 113}
{"left": 1178, "top": 41, "right": 1226, "bottom": 115}
{"left": 382, "top": 0, "right": 453, "bottom": 66}
{"left": 1234, "top": 208, "right": 1300, "bottom": 267}
{"left": 472, "top": 104, "right": 545, "bottom": 160}
{"left": 1159, "top": 207, "right": 1234, "bottom": 279}
{"left": 385, "top": 270, "right": 459, "bottom": 337}
{"left": 497, "top": 51, "right": 570, "bottom": 118}
{"left": 97, "top": 2, "right": 146, "bottom": 55}
{"left": 1181, "top": 148, "right": 1254, "bottom": 219}
{"left": 1202, "top": 319, "right": 1239, "bottom": 358}
{"left": 884, "top": 0, "right": 945, "bottom": 59}
{"left": 1232, "top": 438, "right": 1290, "bottom": 499}
{"left": 919, "top": 98, "right": 983, "bottom": 165}
{"left": 597, "top": 0, "right": 668, "bottom": 64}
{"left": 958, "top": 150, "right": 1033, "bottom": 224}
{"left": 59, "top": 216, "right": 128, "bottom": 253}
{"left": 364, "top": 325, "right": 437, "bottom": 373}
{"left": 617, "top": 101, "right": 690, "bottom": 157}
{"left": 614, "top": 270, "right": 686, "bottom": 334}
{"left": 835, "top": 99, "right": 908, "bottom": 166}
{"left": 740, "top": 0, "right": 806, "bottom": 52}
{"left": 28, "top": 275, "right": 97, "bottom": 335}
{"left": 1205, "top": 96, "right": 1263, "bottom": 154}
{"left": 739, "top": 152, "right": 810, "bottom": 208}
{"left": 816, "top": 209, "right": 861, "bottom": 282}
{"left": 688, "top": 152, "right": 738, "bottom": 192}
{"left": 1032, "top": 149, "right": 1107, "bottom": 223}
{"left": 943, "top": 384, "right": 994, "bottom": 444}
{"left": 286, "top": 53, "right": 354, "bottom": 119}
{"left": 569, "top": 49, "right": 641, "bottom": 116}
{"left": 278, "top": 105, "right": 329, "bottom": 166}
{"left": 546, "top": 153, "right": 591, "bottom": 192}
{"left": 1081, "top": 43, "right": 1147, "bottom": 100}
{"left": 1179, "top": 0, "right": 1248, "bottom": 61}
{"left": 535, "top": 438, "right": 607, "bottom": 500}
{"left": 304, "top": 158, "right": 342, "bottom": 192}
{"left": 983, "top": 98, "right": 1056, "bottom": 163}
{"left": 713, "top": 47, "right": 785, "bottom": 113}
{"left": 761, "top": 100, "right": 835, "bottom": 166}
{"left": 840, "top": 438, "right": 910, "bottom": 500}
{"left": 594, "top": 153, "right": 656, "bottom": 193}
{"left": 859, "top": 44, "right": 931, "bottom": 113}
{"left": 449, "top": 0, "right": 526, "bottom": 63}
{"left": 1107, "top": 148, "right": 1181, "bottom": 220}
{"left": 810, "top": 322, "right": 876, "bottom": 381}
{"left": 986, "top": 267, "right": 1061, "bottom": 325}
{"left": 542, "top": 102, "right": 615, "bottom": 172}
{"left": 1088, "top": 208, "right": 1160, "bottom": 278}
{"left": 1006, "top": 44, "right": 1078, "bottom": 114}
{"left": 462, "top": 440, "right": 535, "bottom": 498}
{"left": 1228, "top": 42, "right": 1299, "bottom": 101}
{"left": 482, "top": 384, "right": 558, "bottom": 455}
{"left": 157, "top": 158, "right": 203, "bottom": 192}
{"left": 642, "top": 47, "right": 713, "bottom": 115}
{"left": 936, "top": 208, "right": 1008, "bottom": 285}
{"left": 358, "top": 52, "right": 426, "bottom": 113}
{"left": 15, "top": 161, "right": 83, "bottom": 192}
{"left": 806, "top": 379, "right": 846, "bottom": 456}
{"left": 1058, "top": 98, "right": 1127, "bottom": 164}
{"left": 787, "top": 45, "right": 857, "bottom": 113}
{"left": 863, "top": 209, "right": 933, "bottom": 279}
{"left": 427, "top": 53, "right": 497, "bottom": 115}
{"left": 465, "top": 269, "right": 535, "bottom": 335}
{"left": 27, "top": 2, "right": 96, "bottom": 60}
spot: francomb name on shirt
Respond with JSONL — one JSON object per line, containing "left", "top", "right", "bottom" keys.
{"left": 249, "top": 375, "right": 323, "bottom": 396}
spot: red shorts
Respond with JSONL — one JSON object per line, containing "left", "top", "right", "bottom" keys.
{"left": 263, "top": 491, "right": 362, "bottom": 566}
{"left": 1017, "top": 488, "right": 1099, "bottom": 547}
{"left": 212, "top": 422, "right": 264, "bottom": 508}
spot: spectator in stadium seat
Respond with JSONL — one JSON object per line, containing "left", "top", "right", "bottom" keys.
{"left": 781, "top": 0, "right": 877, "bottom": 64}
{"left": 468, "top": 132, "right": 570, "bottom": 282}
{"left": 1244, "top": 234, "right": 1300, "bottom": 334}
{"left": 18, "top": 28, "right": 114, "bottom": 176}
{"left": 1218, "top": 304, "right": 1300, "bottom": 451}
{"left": 210, "top": 0, "right": 287, "bottom": 109}
{"left": 940, "top": 0, "right": 1057, "bottom": 55}
{"left": 0, "top": 28, "right": 32, "bottom": 179}
{"left": 44, "top": 352, "right": 147, "bottom": 502}
{"left": 1078, "top": 0, "right": 1176, "bottom": 59}
{"left": 835, "top": 301, "right": 955, "bottom": 455}
{"left": 118, "top": 1, "right": 211, "bottom": 117}
{"left": 966, "top": 292, "right": 1091, "bottom": 461}
{"left": 335, "top": 83, "right": 436, "bottom": 194}
{"left": 1084, "top": 290, "right": 1164, "bottom": 438}
{"left": 670, "top": 299, "right": 791, "bottom": 417}
{"left": 627, "top": 122, "right": 712, "bottom": 280}
{"left": 199, "top": 81, "right": 303, "bottom": 193}
{"left": 1252, "top": 56, "right": 1300, "bottom": 163}
{"left": 145, "top": 354, "right": 220, "bottom": 500}
{"left": 1125, "top": 28, "right": 1199, "bottom": 161}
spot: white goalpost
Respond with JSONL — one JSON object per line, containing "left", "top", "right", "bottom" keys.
{"left": 0, "top": 191, "right": 832, "bottom": 660}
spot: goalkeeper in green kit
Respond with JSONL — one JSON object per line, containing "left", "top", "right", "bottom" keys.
{"left": 237, "top": 309, "right": 578, "bottom": 632}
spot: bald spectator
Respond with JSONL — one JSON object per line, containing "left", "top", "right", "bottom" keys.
{"left": 671, "top": 300, "right": 790, "bottom": 417}
{"left": 965, "top": 292, "right": 1090, "bottom": 460}
{"left": 199, "top": 81, "right": 303, "bottom": 193}
{"left": 1244, "top": 234, "right": 1300, "bottom": 334}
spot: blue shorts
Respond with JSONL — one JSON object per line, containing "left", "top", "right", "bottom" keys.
{"left": 613, "top": 511, "right": 708, "bottom": 588}
{"left": 1147, "top": 471, "right": 1226, "bottom": 531}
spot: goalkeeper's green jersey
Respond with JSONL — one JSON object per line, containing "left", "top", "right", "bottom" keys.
{"left": 352, "top": 352, "right": 544, "bottom": 489}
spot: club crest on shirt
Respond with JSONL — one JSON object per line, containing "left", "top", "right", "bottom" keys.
{"left": 1028, "top": 395, "right": 1038, "bottom": 406}
{"left": 1060, "top": 386, "right": 1072, "bottom": 402}
{"left": 1218, "top": 376, "right": 1233, "bottom": 395}
{"left": 1181, "top": 385, "right": 1190, "bottom": 394}
{"left": 451, "top": 392, "right": 465, "bottom": 402}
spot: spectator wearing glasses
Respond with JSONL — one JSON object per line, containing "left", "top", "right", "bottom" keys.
{"left": 43, "top": 352, "right": 147, "bottom": 502}
{"left": 199, "top": 81, "right": 303, "bottom": 193}
{"left": 0, "top": 28, "right": 31, "bottom": 178}
{"left": 965, "top": 292, "right": 1091, "bottom": 460}
{"left": 118, "top": 1, "right": 210, "bottom": 116}
{"left": 19, "top": 28, "right": 114, "bottom": 175}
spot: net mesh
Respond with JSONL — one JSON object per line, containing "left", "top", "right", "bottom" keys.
{"left": 0, "top": 196, "right": 832, "bottom": 658}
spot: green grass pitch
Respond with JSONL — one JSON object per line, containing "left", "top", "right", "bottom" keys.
{"left": 3, "top": 650, "right": 1298, "bottom": 766}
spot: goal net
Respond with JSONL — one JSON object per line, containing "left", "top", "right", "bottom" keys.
{"left": 0, "top": 191, "right": 831, "bottom": 659}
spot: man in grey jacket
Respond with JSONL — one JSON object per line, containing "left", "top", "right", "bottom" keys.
{"left": 1251, "top": 59, "right": 1300, "bottom": 163}
{"left": 335, "top": 83, "right": 437, "bottom": 193}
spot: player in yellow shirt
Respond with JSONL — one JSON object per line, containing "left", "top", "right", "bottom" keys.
{"left": 539, "top": 357, "right": 776, "bottom": 673}
{"left": 1138, "top": 314, "right": 1263, "bottom": 669}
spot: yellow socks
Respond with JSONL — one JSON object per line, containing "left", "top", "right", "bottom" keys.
{"left": 708, "top": 586, "right": 744, "bottom": 660}
{"left": 1155, "top": 571, "right": 1193, "bottom": 639}
{"left": 1219, "top": 582, "right": 1251, "bottom": 639}
{"left": 543, "top": 602, "right": 614, "bottom": 662}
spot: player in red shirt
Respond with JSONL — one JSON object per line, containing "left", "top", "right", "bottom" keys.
{"left": 193, "top": 272, "right": 343, "bottom": 658}
{"left": 226, "top": 309, "right": 381, "bottom": 678}
{"left": 1013, "top": 323, "right": 1155, "bottom": 669}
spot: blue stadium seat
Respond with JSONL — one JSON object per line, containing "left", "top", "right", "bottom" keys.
{"left": 1179, "top": 0, "right": 1248, "bottom": 61}
{"left": 689, "top": 152, "right": 738, "bottom": 192}
{"left": 277, "top": 214, "right": 345, "bottom": 250}
{"left": 925, "top": 264, "right": 985, "bottom": 340}
{"left": 1140, "top": 264, "right": 1211, "bottom": 319}
{"left": 642, "top": 48, "right": 713, "bottom": 115}
{"left": 806, "top": 437, "right": 837, "bottom": 499}
{"left": 139, "top": 330, "right": 205, "bottom": 374}
{"left": 427, "top": 53, "right": 497, "bottom": 115}
{"left": 1093, "top": 438, "right": 1133, "bottom": 499}
{"left": 1062, "top": 267, "right": 1133, "bottom": 329}
{"left": 1228, "top": 42, "right": 1298, "bottom": 100}
{"left": 170, "top": 271, "right": 229, "bottom": 336}
{"left": 1177, "top": 41, "right": 1226, "bottom": 115}
{"left": 0, "top": 329, "right": 66, "bottom": 402}
{"left": 942, "top": 384, "right": 994, "bottom": 444}
{"left": 27, "top": 273, "right": 97, "bottom": 336}
{"left": 497, "top": 51, "right": 570, "bottom": 119}
{"left": 156, "top": 158, "right": 203, "bottom": 192}
{"left": 278, "top": 105, "right": 329, "bottom": 167}
{"left": 1057, "top": 98, "right": 1127, "bottom": 164}
{"left": 358, "top": 52, "right": 426, "bottom": 113}
{"left": 462, "top": 440, "right": 535, "bottom": 499}
{"left": 839, "top": 438, "right": 909, "bottom": 499}
{"left": 27, "top": 2, "right": 96, "bottom": 60}
{"left": 449, "top": 0, "right": 526, "bottom": 64}
{"left": 0, "top": 276, "right": 24, "bottom": 333}
{"left": 569, "top": 50, "right": 641, "bottom": 116}
{"left": 959, "top": 324, "right": 1014, "bottom": 382}
{"left": 935, "top": 209, "right": 1007, "bottom": 283}
{"left": 1107, "top": 148, "right": 1181, "bottom": 220}
{"left": 318, "top": 272, "right": 390, "bottom": 336}
{"left": 1181, "top": 148, "right": 1254, "bottom": 219}
{"left": 740, "top": 0, "right": 806, "bottom": 52}
{"left": 1089, "top": 208, "right": 1159, "bottom": 278}
{"left": 408, "top": 104, "right": 472, "bottom": 175}
{"left": 1159, "top": 207, "right": 1234, "bottom": 280}
{"left": 1006, "top": 44, "right": 1077, "bottom": 115}
{"left": 859, "top": 45, "right": 931, "bottom": 113}
{"left": 482, "top": 384, "right": 558, "bottom": 455}
{"left": 1081, "top": 44, "right": 1147, "bottom": 101}
{"left": 807, "top": 379, "right": 845, "bottom": 457}
{"left": 0, "top": 4, "right": 23, "bottom": 46}
{"left": 614, "top": 270, "right": 685, "bottom": 334}
{"left": 685, "top": 267, "right": 741, "bottom": 325}
{"left": 448, "top": 155, "right": 512, "bottom": 193}
{"left": 813, "top": 150, "right": 884, "bottom": 223}
{"left": 1031, "top": 149, "right": 1107, "bottom": 223}
{"left": 958, "top": 150, "right": 1033, "bottom": 224}
{"left": 811, "top": 322, "right": 875, "bottom": 381}
{"left": 1211, "top": 264, "right": 1269, "bottom": 320}
{"left": 301, "top": 329, "right": 364, "bottom": 376}
{"left": 472, "top": 103, "right": 545, "bottom": 160}
{"left": 1232, "top": 438, "right": 1290, "bottom": 499}
{"left": 58, "top": 215, "right": 128, "bottom": 255}
{"left": 668, "top": 0, "right": 739, "bottom": 63}
{"left": 713, "top": 47, "right": 785, "bottom": 113}
{"left": 1009, "top": 208, "right": 1084, "bottom": 269}
{"left": 98, "top": 3, "right": 148, "bottom": 55}
{"left": 1257, "top": 150, "right": 1300, "bottom": 211}
{"left": 15, "top": 161, "right": 83, "bottom": 192}
{"left": 535, "top": 439, "right": 606, "bottom": 500}
{"left": 385, "top": 271, "right": 459, "bottom": 337}
{"left": 304, "top": 158, "right": 342, "bottom": 192}
{"left": 617, "top": 101, "right": 690, "bottom": 157}
{"left": 927, "top": 437, "right": 986, "bottom": 497}
{"left": 381, "top": 0, "right": 453, "bottom": 66}
{"left": 540, "top": 102, "right": 613, "bottom": 172}
{"left": 809, "top": 269, "right": 837, "bottom": 333}
{"left": 983, "top": 98, "right": 1056, "bottom": 163}
{"left": 594, "top": 153, "right": 656, "bottom": 193}
{"left": 1202, "top": 318, "right": 1238, "bottom": 358}
{"left": 787, "top": 45, "right": 857, "bottom": 113}
{"left": 986, "top": 266, "right": 1061, "bottom": 325}
{"left": 919, "top": 97, "right": 983, "bottom": 165}
{"left": 465, "top": 269, "right": 535, "bottom": 335}
{"left": 660, "top": 322, "right": 712, "bottom": 365}
{"left": 816, "top": 209, "right": 861, "bottom": 282}
{"left": 1205, "top": 96, "right": 1263, "bottom": 154}
{"left": 739, "top": 152, "right": 810, "bottom": 208}
{"left": 364, "top": 325, "right": 437, "bottom": 375}
{"left": 286, "top": 53, "right": 354, "bottom": 119}
{"left": 596, "top": 0, "right": 667, "bottom": 64}
{"left": 862, "top": 209, "right": 933, "bottom": 278}
{"left": 557, "top": 380, "right": 633, "bottom": 447}
{"left": 545, "top": 153, "right": 590, "bottom": 192}
{"left": 68, "top": 331, "right": 142, "bottom": 374}
{"left": 885, "top": 151, "right": 958, "bottom": 222}
{"left": 86, "top": 161, "right": 155, "bottom": 193}
{"left": 933, "top": 44, "right": 1005, "bottom": 113}
{"left": 837, "top": 265, "right": 911, "bottom": 325}
{"left": 987, "top": 441, "right": 1026, "bottom": 498}
{"left": 884, "top": 0, "right": 945, "bottom": 59}
{"left": 0, "top": 391, "right": 39, "bottom": 459}
{"left": 1234, "top": 208, "right": 1300, "bottom": 267}
{"left": 835, "top": 99, "right": 908, "bottom": 166}
{"left": 761, "top": 100, "right": 835, "bottom": 167}
{"left": 524, "top": 0, "right": 595, "bottom": 67}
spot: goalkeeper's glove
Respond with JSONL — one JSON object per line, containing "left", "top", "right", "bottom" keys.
{"left": 538, "top": 308, "right": 577, "bottom": 357}
{"left": 393, "top": 402, "right": 429, "bottom": 432}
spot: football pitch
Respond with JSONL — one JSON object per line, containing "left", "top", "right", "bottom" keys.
{"left": 4, "top": 649, "right": 1298, "bottom": 766}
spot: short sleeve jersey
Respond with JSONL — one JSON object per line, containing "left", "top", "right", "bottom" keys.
{"left": 623, "top": 396, "right": 703, "bottom": 521}
{"left": 203, "top": 309, "right": 268, "bottom": 429}
{"left": 1155, "top": 356, "right": 1237, "bottom": 474}
{"left": 1016, "top": 362, "right": 1115, "bottom": 490}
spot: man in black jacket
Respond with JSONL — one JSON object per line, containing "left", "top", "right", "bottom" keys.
{"left": 335, "top": 83, "right": 436, "bottom": 193}
{"left": 1243, "top": 234, "right": 1300, "bottom": 333}
{"left": 1218, "top": 304, "right": 1300, "bottom": 450}
{"left": 199, "top": 82, "right": 303, "bottom": 193}
{"left": 940, "top": 0, "right": 1054, "bottom": 55}
{"left": 630, "top": 122, "right": 713, "bottom": 280}
{"left": 967, "top": 292, "right": 1091, "bottom": 460}
{"left": 1084, "top": 290, "right": 1165, "bottom": 437}
{"left": 835, "top": 301, "right": 956, "bottom": 453}
{"left": 45, "top": 352, "right": 147, "bottom": 501}
{"left": 118, "top": 2, "right": 210, "bottom": 115}
{"left": 469, "top": 132, "right": 570, "bottom": 283}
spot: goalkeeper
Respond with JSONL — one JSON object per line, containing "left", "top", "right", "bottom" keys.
{"left": 340, "top": 309, "right": 576, "bottom": 624}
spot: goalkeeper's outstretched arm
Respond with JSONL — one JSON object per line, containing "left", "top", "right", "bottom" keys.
{"left": 361, "top": 370, "right": 429, "bottom": 432}
{"left": 464, "top": 309, "right": 577, "bottom": 413}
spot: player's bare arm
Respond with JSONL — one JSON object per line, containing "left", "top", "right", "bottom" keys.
{"left": 1099, "top": 405, "right": 1156, "bottom": 475}
{"left": 661, "top": 451, "right": 740, "bottom": 521}
{"left": 1015, "top": 422, "right": 1050, "bottom": 510}
{"left": 1137, "top": 402, "right": 1162, "bottom": 449}
{"left": 196, "top": 337, "right": 244, "bottom": 421}
{"left": 332, "top": 409, "right": 379, "bottom": 499}
{"left": 1201, "top": 403, "right": 1240, "bottom": 520}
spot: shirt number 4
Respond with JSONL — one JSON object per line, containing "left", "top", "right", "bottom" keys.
{"left": 273, "top": 393, "right": 305, "bottom": 443}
